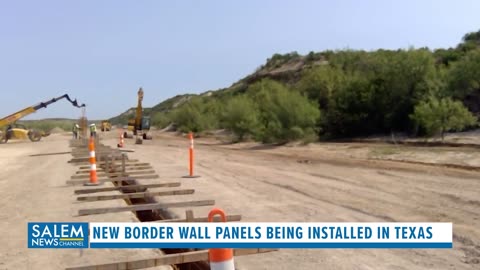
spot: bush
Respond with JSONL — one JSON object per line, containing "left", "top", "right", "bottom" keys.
{"left": 151, "top": 112, "right": 171, "bottom": 129}
{"left": 410, "top": 97, "right": 477, "bottom": 140}
{"left": 221, "top": 96, "right": 260, "bottom": 141}
{"left": 296, "top": 65, "right": 345, "bottom": 109}
{"left": 265, "top": 52, "right": 301, "bottom": 68}
{"left": 447, "top": 49, "right": 480, "bottom": 99}
{"left": 248, "top": 79, "right": 321, "bottom": 143}
{"left": 324, "top": 74, "right": 374, "bottom": 136}
{"left": 172, "top": 99, "right": 204, "bottom": 133}
{"left": 171, "top": 97, "right": 221, "bottom": 133}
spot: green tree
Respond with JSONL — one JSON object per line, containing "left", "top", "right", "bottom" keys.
{"left": 172, "top": 98, "right": 206, "bottom": 133}
{"left": 171, "top": 96, "right": 223, "bottom": 133}
{"left": 151, "top": 112, "right": 171, "bottom": 129}
{"left": 201, "top": 98, "right": 223, "bottom": 130}
{"left": 433, "top": 48, "right": 462, "bottom": 66}
{"left": 457, "top": 30, "right": 480, "bottom": 53}
{"left": 248, "top": 79, "right": 321, "bottom": 143}
{"left": 221, "top": 95, "right": 260, "bottom": 141}
{"left": 448, "top": 49, "right": 480, "bottom": 99}
{"left": 368, "top": 49, "right": 439, "bottom": 131}
{"left": 296, "top": 65, "right": 345, "bottom": 109}
{"left": 324, "top": 74, "right": 375, "bottom": 136}
{"left": 410, "top": 97, "right": 477, "bottom": 140}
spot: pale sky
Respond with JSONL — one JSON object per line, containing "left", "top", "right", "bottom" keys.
{"left": 1, "top": 0, "right": 479, "bottom": 120}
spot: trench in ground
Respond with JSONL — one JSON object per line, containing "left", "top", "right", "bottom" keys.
{"left": 109, "top": 174, "right": 211, "bottom": 270}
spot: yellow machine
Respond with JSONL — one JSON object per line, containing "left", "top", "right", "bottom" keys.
{"left": 6, "top": 123, "right": 48, "bottom": 142}
{"left": 0, "top": 94, "right": 85, "bottom": 143}
{"left": 125, "top": 87, "right": 152, "bottom": 144}
{"left": 101, "top": 120, "right": 112, "bottom": 132}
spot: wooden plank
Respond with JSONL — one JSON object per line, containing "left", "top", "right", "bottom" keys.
{"left": 119, "top": 149, "right": 135, "bottom": 153}
{"left": 185, "top": 210, "right": 194, "bottom": 222}
{"left": 30, "top": 151, "right": 72, "bottom": 157}
{"left": 71, "top": 147, "right": 113, "bottom": 151}
{"left": 78, "top": 200, "right": 215, "bottom": 216}
{"left": 77, "top": 162, "right": 148, "bottom": 169}
{"left": 71, "top": 154, "right": 120, "bottom": 160}
{"left": 69, "top": 158, "right": 139, "bottom": 164}
{"left": 65, "top": 249, "right": 277, "bottom": 270}
{"left": 71, "top": 149, "right": 115, "bottom": 154}
{"left": 71, "top": 151, "right": 118, "bottom": 156}
{"left": 70, "top": 170, "right": 156, "bottom": 179}
{"left": 72, "top": 149, "right": 134, "bottom": 154}
{"left": 75, "top": 166, "right": 153, "bottom": 174}
{"left": 66, "top": 175, "right": 159, "bottom": 185}
{"left": 77, "top": 189, "right": 195, "bottom": 202}
{"left": 150, "top": 214, "right": 242, "bottom": 223}
{"left": 121, "top": 153, "right": 127, "bottom": 173}
{"left": 74, "top": 182, "right": 181, "bottom": 194}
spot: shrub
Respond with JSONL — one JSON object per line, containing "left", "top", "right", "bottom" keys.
{"left": 151, "top": 112, "right": 171, "bottom": 129}
{"left": 171, "top": 97, "right": 221, "bottom": 133}
{"left": 410, "top": 97, "right": 477, "bottom": 140}
{"left": 248, "top": 79, "right": 321, "bottom": 143}
{"left": 221, "top": 95, "right": 260, "bottom": 141}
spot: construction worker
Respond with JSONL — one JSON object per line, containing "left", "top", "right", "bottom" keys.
{"left": 89, "top": 123, "right": 97, "bottom": 138}
{"left": 72, "top": 124, "right": 79, "bottom": 139}
{"left": 5, "top": 125, "right": 13, "bottom": 143}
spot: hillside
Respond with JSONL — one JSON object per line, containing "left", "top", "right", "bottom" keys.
{"left": 109, "top": 52, "right": 327, "bottom": 124}
{"left": 110, "top": 94, "right": 197, "bottom": 125}
{"left": 111, "top": 30, "right": 480, "bottom": 142}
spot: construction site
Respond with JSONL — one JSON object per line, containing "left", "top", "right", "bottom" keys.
{"left": 2, "top": 2, "right": 480, "bottom": 269}
{"left": 0, "top": 89, "right": 479, "bottom": 270}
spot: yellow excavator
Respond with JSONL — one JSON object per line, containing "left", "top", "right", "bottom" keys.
{"left": 125, "top": 87, "right": 152, "bottom": 144}
{"left": 101, "top": 120, "right": 112, "bottom": 132}
{"left": 0, "top": 94, "right": 85, "bottom": 143}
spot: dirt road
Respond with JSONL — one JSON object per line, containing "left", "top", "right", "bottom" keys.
{"left": 1, "top": 131, "right": 479, "bottom": 269}
{"left": 110, "top": 131, "right": 480, "bottom": 270}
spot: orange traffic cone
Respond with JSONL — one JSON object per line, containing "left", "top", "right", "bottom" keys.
{"left": 117, "top": 132, "right": 124, "bottom": 148}
{"left": 208, "top": 208, "right": 234, "bottom": 270}
{"left": 85, "top": 136, "right": 100, "bottom": 186}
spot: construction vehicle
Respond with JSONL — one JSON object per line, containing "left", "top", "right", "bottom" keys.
{"left": 0, "top": 94, "right": 85, "bottom": 143}
{"left": 125, "top": 87, "right": 152, "bottom": 144}
{"left": 101, "top": 120, "right": 112, "bottom": 132}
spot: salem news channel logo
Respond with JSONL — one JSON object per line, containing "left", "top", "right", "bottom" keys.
{"left": 28, "top": 222, "right": 89, "bottom": 248}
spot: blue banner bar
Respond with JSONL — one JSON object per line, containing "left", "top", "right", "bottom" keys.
{"left": 89, "top": 242, "right": 452, "bottom": 249}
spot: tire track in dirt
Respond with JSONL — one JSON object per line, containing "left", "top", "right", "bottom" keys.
{"left": 196, "top": 143, "right": 480, "bottom": 266}
{"left": 258, "top": 179, "right": 397, "bottom": 222}
{"left": 148, "top": 134, "right": 480, "bottom": 269}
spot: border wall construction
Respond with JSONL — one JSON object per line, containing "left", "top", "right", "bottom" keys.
{"left": 65, "top": 137, "right": 276, "bottom": 270}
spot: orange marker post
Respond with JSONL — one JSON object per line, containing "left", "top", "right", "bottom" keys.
{"left": 189, "top": 132, "right": 194, "bottom": 176}
{"left": 183, "top": 132, "right": 200, "bottom": 178}
{"left": 117, "top": 129, "right": 124, "bottom": 148}
{"left": 208, "top": 208, "right": 235, "bottom": 270}
{"left": 85, "top": 136, "right": 101, "bottom": 186}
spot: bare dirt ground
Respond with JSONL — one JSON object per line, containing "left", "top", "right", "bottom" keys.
{"left": 114, "top": 130, "right": 480, "bottom": 270}
{"left": 1, "top": 130, "right": 480, "bottom": 269}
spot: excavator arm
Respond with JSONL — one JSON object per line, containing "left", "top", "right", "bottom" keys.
{"left": 0, "top": 94, "right": 85, "bottom": 143}
{"left": 0, "top": 94, "right": 85, "bottom": 129}
{"left": 135, "top": 88, "right": 144, "bottom": 128}
{"left": 125, "top": 88, "right": 151, "bottom": 143}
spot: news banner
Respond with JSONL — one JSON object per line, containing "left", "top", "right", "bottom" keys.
{"left": 28, "top": 222, "right": 452, "bottom": 249}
